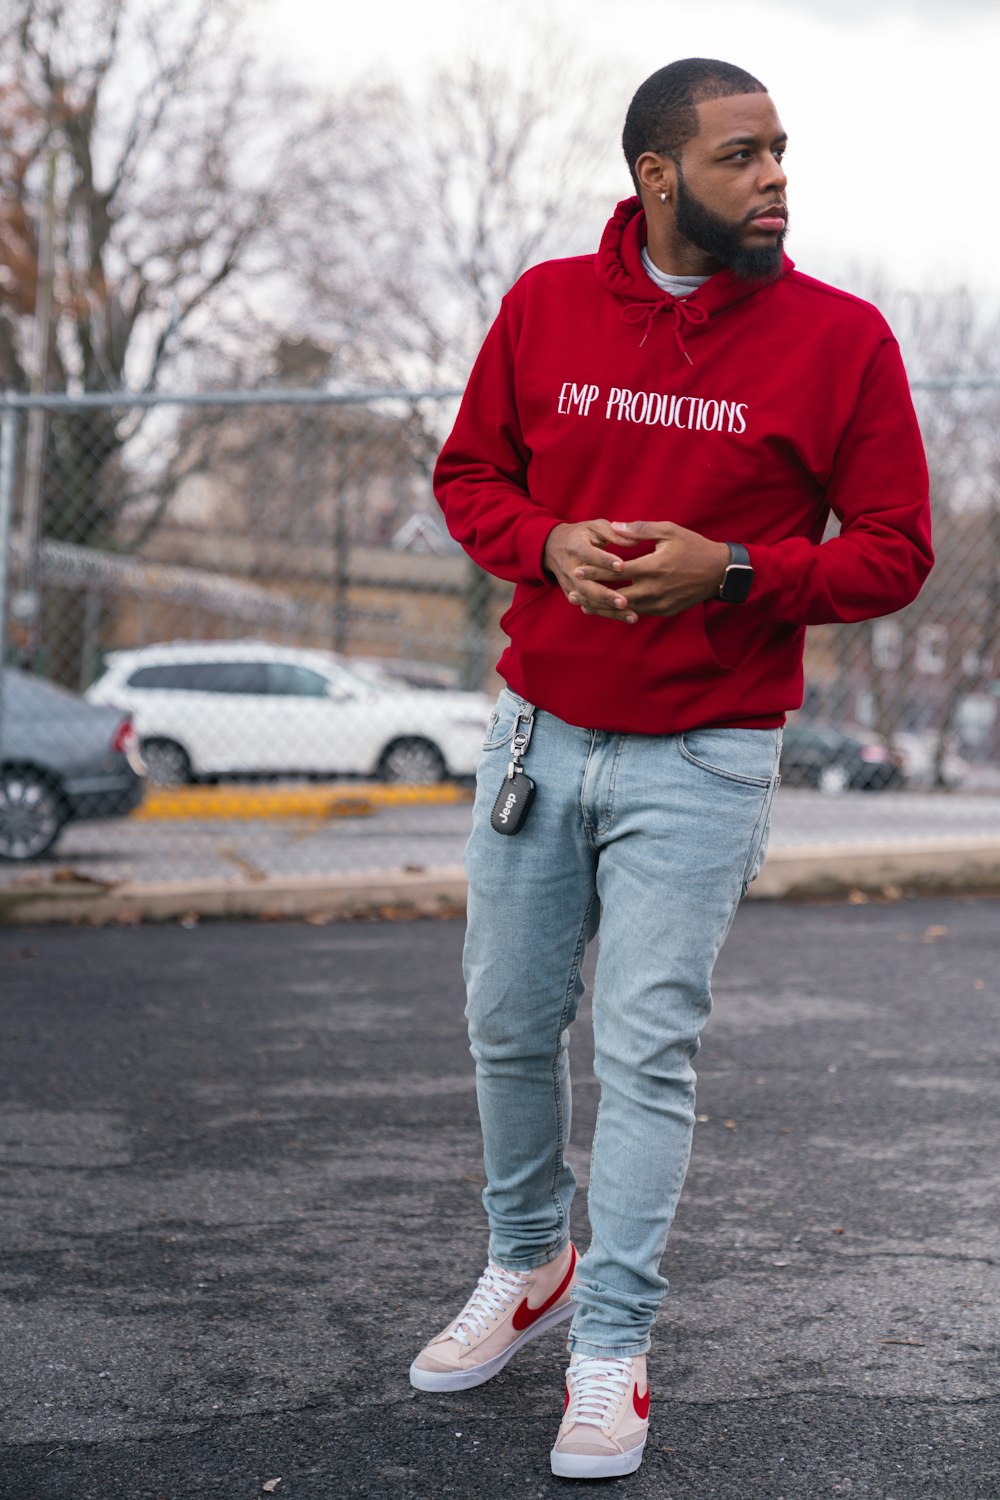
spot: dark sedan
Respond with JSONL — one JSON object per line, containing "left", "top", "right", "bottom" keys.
{"left": 0, "top": 669, "right": 145, "bottom": 860}
{"left": 780, "top": 721, "right": 907, "bottom": 795}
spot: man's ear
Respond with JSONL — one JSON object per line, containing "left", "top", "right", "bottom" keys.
{"left": 635, "top": 151, "right": 678, "bottom": 205}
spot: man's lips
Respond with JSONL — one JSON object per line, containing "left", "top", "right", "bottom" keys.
{"left": 748, "top": 203, "right": 787, "bottom": 233}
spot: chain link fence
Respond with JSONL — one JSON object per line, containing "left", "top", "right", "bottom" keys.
{"left": 1, "top": 384, "right": 999, "bottom": 883}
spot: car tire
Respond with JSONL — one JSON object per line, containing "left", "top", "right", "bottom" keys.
{"left": 818, "top": 763, "right": 850, "bottom": 796}
{"left": 142, "top": 738, "right": 192, "bottom": 786}
{"left": 0, "top": 766, "right": 67, "bottom": 861}
{"left": 376, "top": 737, "right": 447, "bottom": 785}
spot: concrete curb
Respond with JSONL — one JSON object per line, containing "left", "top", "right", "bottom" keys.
{"left": 2, "top": 837, "right": 1000, "bottom": 925}
{"left": 749, "top": 835, "right": 1000, "bottom": 900}
{"left": 0, "top": 867, "right": 471, "bottom": 926}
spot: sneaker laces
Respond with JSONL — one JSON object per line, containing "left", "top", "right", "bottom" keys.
{"left": 451, "top": 1263, "right": 530, "bottom": 1347}
{"left": 565, "top": 1356, "right": 633, "bottom": 1429}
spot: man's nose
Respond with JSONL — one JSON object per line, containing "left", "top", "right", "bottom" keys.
{"left": 759, "top": 154, "right": 787, "bottom": 194}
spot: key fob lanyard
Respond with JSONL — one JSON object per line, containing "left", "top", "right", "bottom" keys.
{"left": 490, "top": 708, "right": 536, "bottom": 835}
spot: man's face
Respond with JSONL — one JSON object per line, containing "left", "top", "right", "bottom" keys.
{"left": 672, "top": 93, "right": 788, "bottom": 279}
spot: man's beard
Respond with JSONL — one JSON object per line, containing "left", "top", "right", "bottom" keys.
{"left": 674, "top": 169, "right": 786, "bottom": 281}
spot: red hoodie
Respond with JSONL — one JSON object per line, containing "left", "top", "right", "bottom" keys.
{"left": 434, "top": 197, "right": 933, "bottom": 733}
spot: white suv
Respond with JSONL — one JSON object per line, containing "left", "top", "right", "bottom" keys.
{"left": 86, "top": 641, "right": 494, "bottom": 784}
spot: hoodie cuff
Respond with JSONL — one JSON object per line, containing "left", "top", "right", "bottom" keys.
{"left": 745, "top": 541, "right": 787, "bottom": 608}
{"left": 513, "top": 511, "right": 565, "bottom": 584}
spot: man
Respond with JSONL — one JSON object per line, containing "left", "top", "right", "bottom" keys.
{"left": 409, "top": 58, "right": 933, "bottom": 1481}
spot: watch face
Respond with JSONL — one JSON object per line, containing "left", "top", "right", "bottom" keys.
{"left": 721, "top": 564, "right": 753, "bottom": 603}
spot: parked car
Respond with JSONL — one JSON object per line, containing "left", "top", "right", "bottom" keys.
{"left": 352, "top": 657, "right": 461, "bottom": 691}
{"left": 86, "top": 641, "right": 495, "bottom": 784}
{"left": 892, "top": 731, "right": 968, "bottom": 789}
{"left": 780, "top": 721, "right": 906, "bottom": 794}
{"left": 0, "top": 668, "right": 145, "bottom": 860}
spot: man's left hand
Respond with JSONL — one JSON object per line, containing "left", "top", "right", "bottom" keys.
{"left": 578, "top": 521, "right": 731, "bottom": 617}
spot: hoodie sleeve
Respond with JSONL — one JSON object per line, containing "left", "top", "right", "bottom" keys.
{"left": 433, "top": 294, "right": 560, "bottom": 585}
{"left": 746, "top": 337, "right": 933, "bottom": 623}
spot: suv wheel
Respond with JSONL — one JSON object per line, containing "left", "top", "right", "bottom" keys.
{"left": 0, "top": 767, "right": 66, "bottom": 861}
{"left": 818, "top": 763, "right": 850, "bottom": 796}
{"left": 142, "top": 738, "right": 192, "bottom": 786}
{"left": 377, "top": 737, "right": 446, "bottom": 785}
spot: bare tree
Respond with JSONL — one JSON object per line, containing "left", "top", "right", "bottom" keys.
{"left": 296, "top": 46, "right": 623, "bottom": 684}
{"left": 817, "top": 281, "right": 1000, "bottom": 778}
{"left": 0, "top": 0, "right": 368, "bottom": 680}
{"left": 304, "top": 47, "right": 624, "bottom": 456}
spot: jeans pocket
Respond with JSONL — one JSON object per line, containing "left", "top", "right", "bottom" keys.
{"left": 481, "top": 688, "right": 533, "bottom": 752}
{"left": 679, "top": 727, "right": 781, "bottom": 789}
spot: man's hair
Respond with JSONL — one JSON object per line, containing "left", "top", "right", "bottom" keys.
{"left": 622, "top": 59, "right": 767, "bottom": 193}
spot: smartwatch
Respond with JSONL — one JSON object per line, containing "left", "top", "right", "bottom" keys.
{"left": 718, "top": 542, "right": 753, "bottom": 603}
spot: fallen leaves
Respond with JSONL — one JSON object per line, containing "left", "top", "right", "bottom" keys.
{"left": 922, "top": 924, "right": 950, "bottom": 943}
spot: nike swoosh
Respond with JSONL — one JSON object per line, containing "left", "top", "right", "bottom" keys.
{"left": 511, "top": 1246, "right": 577, "bottom": 1332}
{"left": 633, "top": 1384, "right": 650, "bottom": 1420}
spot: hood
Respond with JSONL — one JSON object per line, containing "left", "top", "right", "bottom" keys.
{"left": 595, "top": 196, "right": 793, "bottom": 364}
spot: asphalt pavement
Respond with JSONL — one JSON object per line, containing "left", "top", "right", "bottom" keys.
{"left": 1, "top": 897, "right": 998, "bottom": 1499}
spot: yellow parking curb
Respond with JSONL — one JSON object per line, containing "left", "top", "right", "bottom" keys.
{"left": 132, "top": 781, "right": 472, "bottom": 822}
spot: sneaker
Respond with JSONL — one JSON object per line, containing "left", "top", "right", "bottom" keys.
{"left": 409, "top": 1242, "right": 578, "bottom": 1392}
{"left": 550, "top": 1352, "right": 649, "bottom": 1479}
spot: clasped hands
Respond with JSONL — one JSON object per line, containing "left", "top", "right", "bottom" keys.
{"left": 542, "top": 518, "right": 731, "bottom": 624}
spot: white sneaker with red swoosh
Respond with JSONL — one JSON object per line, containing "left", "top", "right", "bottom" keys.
{"left": 409, "top": 1242, "right": 578, "bottom": 1392}
{"left": 550, "top": 1353, "right": 649, "bottom": 1478}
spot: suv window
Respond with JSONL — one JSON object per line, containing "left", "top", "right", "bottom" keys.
{"left": 127, "top": 661, "right": 267, "bottom": 693}
{"left": 128, "top": 663, "right": 193, "bottom": 690}
{"left": 187, "top": 661, "right": 268, "bottom": 694}
{"left": 266, "top": 663, "right": 331, "bottom": 698}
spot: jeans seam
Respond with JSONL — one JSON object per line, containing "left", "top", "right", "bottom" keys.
{"left": 597, "top": 734, "right": 626, "bottom": 837}
{"left": 740, "top": 747, "right": 781, "bottom": 893}
{"left": 580, "top": 730, "right": 599, "bottom": 848}
{"left": 548, "top": 886, "right": 598, "bottom": 1236}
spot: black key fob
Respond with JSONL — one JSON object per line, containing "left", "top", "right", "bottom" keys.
{"left": 491, "top": 772, "right": 536, "bottom": 835}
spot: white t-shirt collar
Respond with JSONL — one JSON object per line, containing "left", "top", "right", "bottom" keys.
{"left": 641, "top": 246, "right": 709, "bottom": 299}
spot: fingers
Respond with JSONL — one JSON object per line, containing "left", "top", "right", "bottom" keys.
{"left": 545, "top": 519, "right": 624, "bottom": 579}
{"left": 566, "top": 582, "right": 638, "bottom": 624}
{"left": 546, "top": 518, "right": 648, "bottom": 624}
{"left": 572, "top": 560, "right": 625, "bottom": 584}
{"left": 610, "top": 520, "right": 680, "bottom": 542}
{"left": 551, "top": 518, "right": 718, "bottom": 622}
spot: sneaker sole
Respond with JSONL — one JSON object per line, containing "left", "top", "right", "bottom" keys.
{"left": 550, "top": 1435, "right": 647, "bottom": 1479}
{"left": 408, "top": 1298, "right": 576, "bottom": 1392}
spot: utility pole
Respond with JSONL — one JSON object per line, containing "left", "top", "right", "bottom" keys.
{"left": 16, "top": 146, "right": 59, "bottom": 667}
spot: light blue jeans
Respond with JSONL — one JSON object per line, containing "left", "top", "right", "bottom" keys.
{"left": 463, "top": 687, "right": 781, "bottom": 1358}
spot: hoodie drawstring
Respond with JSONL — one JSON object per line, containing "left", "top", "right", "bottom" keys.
{"left": 621, "top": 298, "right": 709, "bottom": 364}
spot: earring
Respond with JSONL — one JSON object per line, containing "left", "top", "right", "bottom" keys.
{"left": 660, "top": 191, "right": 667, "bottom": 205}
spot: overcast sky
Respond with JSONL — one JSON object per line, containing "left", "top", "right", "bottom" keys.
{"left": 256, "top": 0, "right": 1000, "bottom": 298}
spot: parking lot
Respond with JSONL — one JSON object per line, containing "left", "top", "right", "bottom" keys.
{"left": 1, "top": 896, "right": 997, "bottom": 1498}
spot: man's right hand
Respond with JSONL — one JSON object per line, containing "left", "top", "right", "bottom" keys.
{"left": 542, "top": 520, "right": 638, "bottom": 625}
